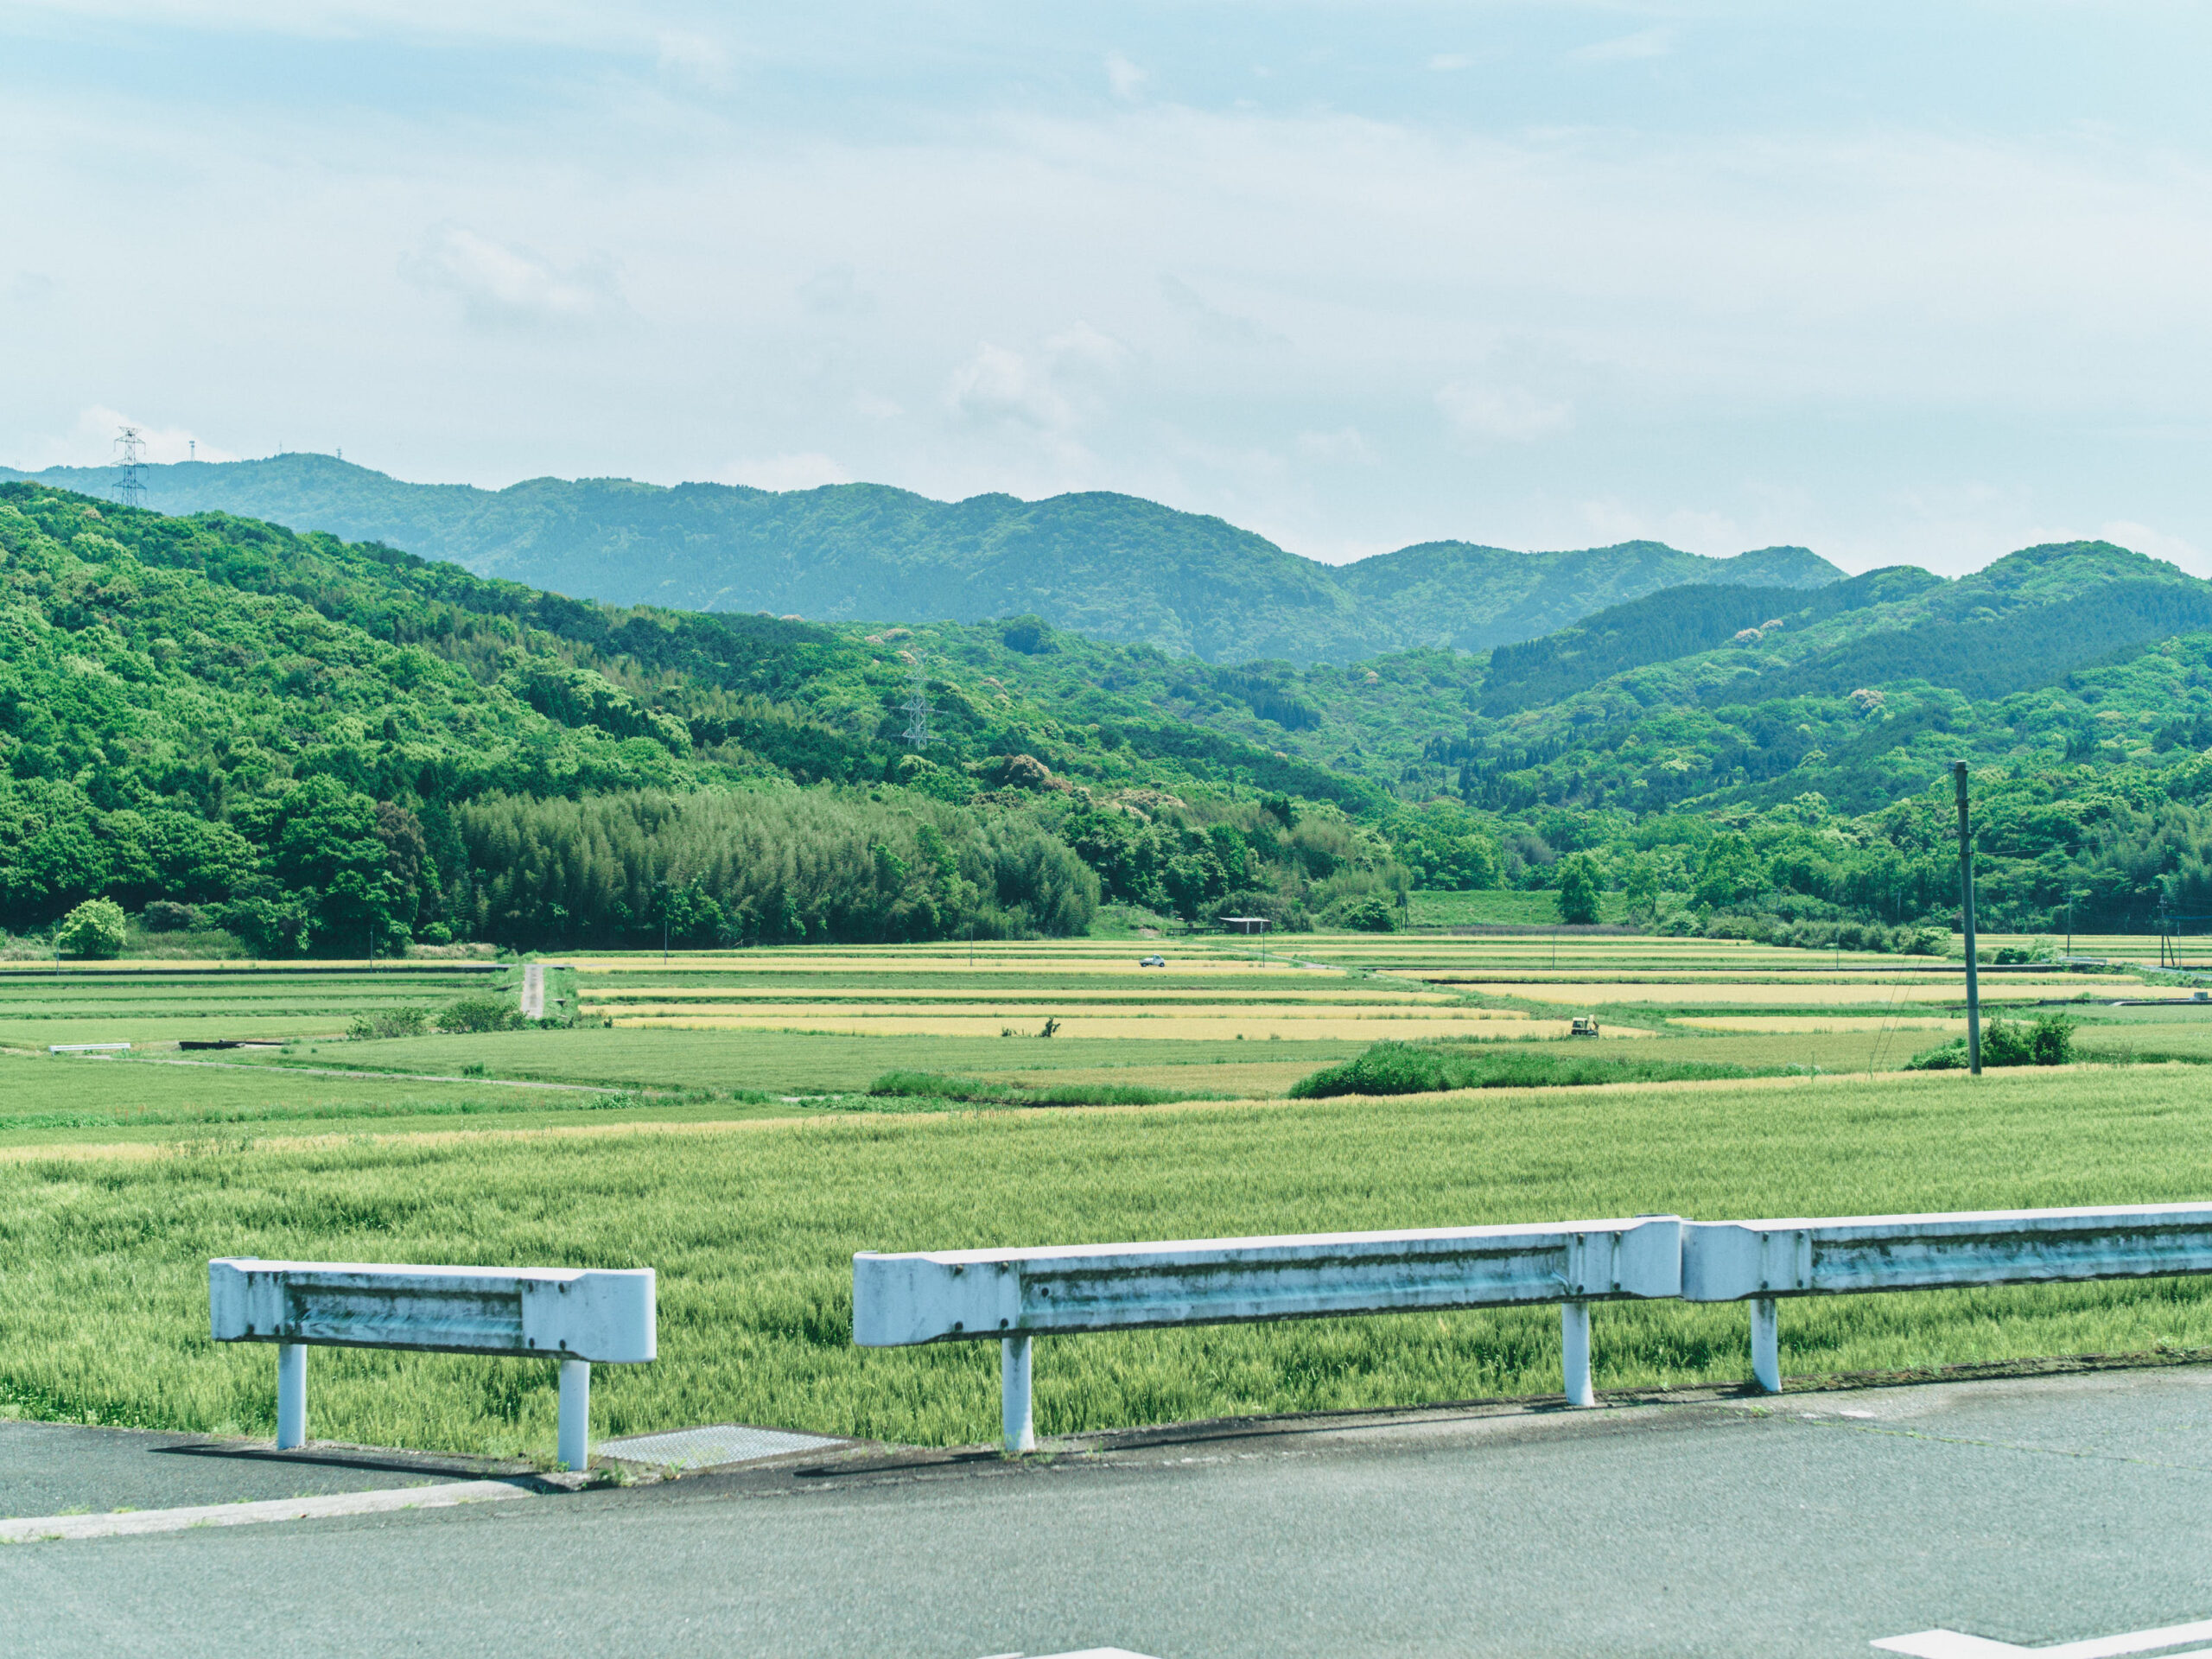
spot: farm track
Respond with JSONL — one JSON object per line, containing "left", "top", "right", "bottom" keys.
{"left": 63, "top": 1052, "right": 630, "bottom": 1093}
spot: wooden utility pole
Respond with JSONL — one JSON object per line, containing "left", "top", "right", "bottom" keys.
{"left": 1954, "top": 761, "right": 1981, "bottom": 1076}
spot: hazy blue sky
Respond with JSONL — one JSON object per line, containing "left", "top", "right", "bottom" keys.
{"left": 6, "top": 3, "right": 2210, "bottom": 575}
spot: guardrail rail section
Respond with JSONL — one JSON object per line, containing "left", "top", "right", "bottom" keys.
{"left": 855, "top": 1217, "right": 1683, "bottom": 1452}
{"left": 1681, "top": 1203, "right": 2212, "bottom": 1392}
{"left": 209, "top": 1260, "right": 656, "bottom": 1469}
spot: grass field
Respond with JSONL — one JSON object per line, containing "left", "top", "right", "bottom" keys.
{"left": 1405, "top": 889, "right": 1628, "bottom": 927}
{"left": 0, "top": 963, "right": 514, "bottom": 1050}
{"left": 12, "top": 1064, "right": 2212, "bottom": 1459}
{"left": 7, "top": 929, "right": 2212, "bottom": 1461}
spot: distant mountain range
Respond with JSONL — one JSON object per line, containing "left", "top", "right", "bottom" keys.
{"left": 0, "top": 454, "right": 1842, "bottom": 664}
{"left": 13, "top": 475, "right": 2212, "bottom": 944}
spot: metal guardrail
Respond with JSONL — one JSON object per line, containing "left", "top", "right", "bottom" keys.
{"left": 209, "top": 1259, "right": 656, "bottom": 1469}
{"left": 855, "top": 1218, "right": 1683, "bottom": 1451}
{"left": 860, "top": 1203, "right": 2212, "bottom": 1448}
{"left": 1681, "top": 1203, "right": 2212, "bottom": 1392}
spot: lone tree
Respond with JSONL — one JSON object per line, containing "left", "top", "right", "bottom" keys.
{"left": 1555, "top": 855, "right": 1602, "bottom": 925}
{"left": 56, "top": 898, "right": 127, "bottom": 959}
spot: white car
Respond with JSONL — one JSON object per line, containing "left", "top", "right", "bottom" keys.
{"left": 1140, "top": 955, "right": 1166, "bottom": 967}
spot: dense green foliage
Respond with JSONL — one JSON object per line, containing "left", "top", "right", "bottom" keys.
{"left": 864, "top": 1071, "right": 1205, "bottom": 1107}
{"left": 1475, "top": 570, "right": 1945, "bottom": 715}
{"left": 459, "top": 790, "right": 1097, "bottom": 946}
{"left": 4, "top": 454, "right": 1839, "bottom": 664}
{"left": 891, "top": 543, "right": 2212, "bottom": 936}
{"left": 1907, "top": 1014, "right": 2076, "bottom": 1071}
{"left": 0, "top": 486, "right": 1412, "bottom": 948}
{"left": 1287, "top": 1039, "right": 1761, "bottom": 1097}
{"left": 21, "top": 474, "right": 2212, "bottom": 951}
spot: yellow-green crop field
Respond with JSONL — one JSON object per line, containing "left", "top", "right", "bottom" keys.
{"left": 4, "top": 928, "right": 2212, "bottom": 1459}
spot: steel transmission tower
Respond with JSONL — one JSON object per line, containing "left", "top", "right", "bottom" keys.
{"left": 111, "top": 426, "right": 147, "bottom": 510}
{"left": 902, "top": 657, "right": 936, "bottom": 748}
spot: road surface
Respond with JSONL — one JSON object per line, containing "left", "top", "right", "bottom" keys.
{"left": 8, "top": 1364, "right": 2212, "bottom": 1656}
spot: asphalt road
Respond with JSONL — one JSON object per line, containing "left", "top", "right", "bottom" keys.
{"left": 10, "top": 1365, "right": 2212, "bottom": 1658}
{"left": 0, "top": 1420, "right": 536, "bottom": 1517}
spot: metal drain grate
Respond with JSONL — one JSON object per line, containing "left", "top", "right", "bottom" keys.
{"left": 599, "top": 1424, "right": 844, "bottom": 1471}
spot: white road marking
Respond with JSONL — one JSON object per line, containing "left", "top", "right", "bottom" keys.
{"left": 0, "top": 1478, "right": 533, "bottom": 1542}
{"left": 1876, "top": 1618, "right": 2212, "bottom": 1656}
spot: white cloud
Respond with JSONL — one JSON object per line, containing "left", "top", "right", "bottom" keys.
{"left": 1436, "top": 382, "right": 1573, "bottom": 443}
{"left": 1105, "top": 52, "right": 1147, "bottom": 101}
{"left": 715, "top": 452, "right": 850, "bottom": 492}
{"left": 3, "top": 0, "right": 630, "bottom": 46}
{"left": 948, "top": 342, "right": 1062, "bottom": 429}
{"left": 656, "top": 30, "right": 733, "bottom": 93}
{"left": 1158, "top": 273, "right": 1285, "bottom": 348}
{"left": 401, "top": 225, "right": 623, "bottom": 330}
{"left": 1295, "top": 427, "right": 1372, "bottom": 464}
{"left": 947, "top": 325, "right": 1126, "bottom": 432}
{"left": 1572, "top": 27, "right": 1675, "bottom": 63}
{"left": 1427, "top": 54, "right": 1474, "bottom": 73}
{"left": 799, "top": 264, "right": 874, "bottom": 317}
{"left": 14, "top": 16, "right": 2212, "bottom": 570}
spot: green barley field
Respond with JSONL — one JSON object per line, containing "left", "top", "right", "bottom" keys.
{"left": 5, "top": 930, "right": 2212, "bottom": 1461}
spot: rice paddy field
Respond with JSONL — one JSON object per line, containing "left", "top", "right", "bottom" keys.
{"left": 6, "top": 926, "right": 2212, "bottom": 1459}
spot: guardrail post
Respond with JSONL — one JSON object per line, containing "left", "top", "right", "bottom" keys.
{"left": 1001, "top": 1335, "right": 1035, "bottom": 1452}
{"left": 557, "top": 1358, "right": 591, "bottom": 1471}
{"left": 276, "top": 1343, "right": 307, "bottom": 1449}
{"left": 1561, "top": 1301, "right": 1594, "bottom": 1407}
{"left": 1751, "top": 1297, "right": 1781, "bottom": 1394}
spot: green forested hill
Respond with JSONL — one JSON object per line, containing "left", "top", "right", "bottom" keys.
{"left": 0, "top": 485, "right": 1427, "bottom": 951}
{"left": 14, "top": 481, "right": 2212, "bottom": 952}
{"left": 861, "top": 541, "right": 2212, "bottom": 935}
{"left": 0, "top": 455, "right": 1840, "bottom": 664}
{"left": 1424, "top": 542, "right": 2212, "bottom": 816}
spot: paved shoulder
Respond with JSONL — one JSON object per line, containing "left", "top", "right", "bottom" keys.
{"left": 0, "top": 1420, "right": 542, "bottom": 1520}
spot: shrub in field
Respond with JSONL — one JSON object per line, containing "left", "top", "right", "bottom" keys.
{"left": 436, "top": 995, "right": 530, "bottom": 1034}
{"left": 55, "top": 898, "right": 127, "bottom": 959}
{"left": 1288, "top": 1039, "right": 1758, "bottom": 1099}
{"left": 1321, "top": 894, "right": 1396, "bottom": 932}
{"left": 1905, "top": 1013, "right": 2075, "bottom": 1071}
{"left": 348, "top": 1007, "right": 432, "bottom": 1040}
{"left": 867, "top": 1070, "right": 1205, "bottom": 1107}
{"left": 141, "top": 900, "right": 200, "bottom": 932}
{"left": 1291, "top": 1042, "right": 1455, "bottom": 1096}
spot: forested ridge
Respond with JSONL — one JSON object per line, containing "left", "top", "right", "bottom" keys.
{"left": 15, "top": 480, "right": 2212, "bottom": 955}
{"left": 0, "top": 454, "right": 1840, "bottom": 664}
{"left": 0, "top": 485, "right": 1421, "bottom": 950}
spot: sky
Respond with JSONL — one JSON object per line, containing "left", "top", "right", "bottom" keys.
{"left": 5, "top": 2, "right": 2212, "bottom": 576}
